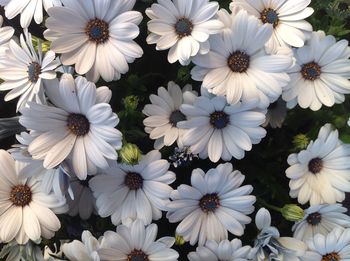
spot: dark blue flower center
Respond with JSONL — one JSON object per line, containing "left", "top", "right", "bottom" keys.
{"left": 227, "top": 51, "right": 250, "bottom": 73}
{"left": 85, "top": 18, "right": 109, "bottom": 44}
{"left": 308, "top": 157, "right": 323, "bottom": 174}
{"left": 27, "top": 62, "right": 41, "bottom": 83}
{"left": 261, "top": 8, "right": 279, "bottom": 27}
{"left": 10, "top": 185, "right": 32, "bottom": 206}
{"left": 169, "top": 110, "right": 186, "bottom": 126}
{"left": 306, "top": 212, "right": 322, "bottom": 225}
{"left": 175, "top": 18, "right": 193, "bottom": 37}
{"left": 210, "top": 111, "right": 229, "bottom": 129}
{"left": 125, "top": 172, "right": 143, "bottom": 190}
{"left": 199, "top": 193, "right": 220, "bottom": 213}
{"left": 127, "top": 250, "right": 148, "bottom": 261}
{"left": 67, "top": 113, "right": 90, "bottom": 136}
{"left": 301, "top": 62, "right": 321, "bottom": 81}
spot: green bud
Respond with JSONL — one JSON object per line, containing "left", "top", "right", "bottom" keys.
{"left": 119, "top": 143, "right": 142, "bottom": 165}
{"left": 292, "top": 134, "right": 309, "bottom": 150}
{"left": 281, "top": 204, "right": 304, "bottom": 222}
{"left": 123, "top": 95, "right": 139, "bottom": 111}
{"left": 175, "top": 234, "right": 185, "bottom": 246}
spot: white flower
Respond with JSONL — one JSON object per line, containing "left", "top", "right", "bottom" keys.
{"left": 262, "top": 98, "right": 287, "bottom": 128}
{"left": 67, "top": 175, "right": 96, "bottom": 221}
{"left": 19, "top": 74, "right": 122, "bottom": 180}
{"left": 98, "top": 219, "right": 179, "bottom": 261}
{"left": 188, "top": 239, "right": 251, "bottom": 261}
{"left": 166, "top": 163, "right": 255, "bottom": 246}
{"left": 0, "top": 31, "right": 59, "bottom": 111}
{"left": 0, "top": 0, "right": 62, "bottom": 28}
{"left": 0, "top": 15, "right": 14, "bottom": 47}
{"left": 230, "top": 0, "right": 313, "bottom": 52}
{"left": 178, "top": 95, "right": 266, "bottom": 162}
{"left": 146, "top": 0, "right": 224, "bottom": 65}
{"left": 143, "top": 81, "right": 197, "bottom": 149}
{"left": 251, "top": 208, "right": 307, "bottom": 261}
{"left": 10, "top": 131, "right": 72, "bottom": 200}
{"left": 286, "top": 123, "right": 350, "bottom": 205}
{"left": 61, "top": 230, "right": 100, "bottom": 261}
{"left": 191, "top": 9, "right": 292, "bottom": 107}
{"left": 302, "top": 228, "right": 350, "bottom": 261}
{"left": 0, "top": 150, "right": 67, "bottom": 244}
{"left": 283, "top": 31, "right": 350, "bottom": 111}
{"left": 90, "top": 150, "right": 175, "bottom": 226}
{"left": 292, "top": 204, "right": 350, "bottom": 242}
{"left": 44, "top": 0, "right": 143, "bottom": 82}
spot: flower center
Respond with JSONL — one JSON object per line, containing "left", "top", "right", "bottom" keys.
{"left": 199, "top": 193, "right": 220, "bottom": 213}
{"left": 169, "top": 110, "right": 186, "bottom": 126}
{"left": 301, "top": 62, "right": 321, "bottom": 81}
{"left": 125, "top": 172, "right": 143, "bottom": 190}
{"left": 322, "top": 252, "right": 340, "bottom": 261}
{"left": 127, "top": 249, "right": 149, "bottom": 261}
{"left": 306, "top": 212, "right": 322, "bottom": 225}
{"left": 210, "top": 111, "right": 229, "bottom": 129}
{"left": 260, "top": 8, "right": 279, "bottom": 27}
{"left": 27, "top": 62, "right": 41, "bottom": 83}
{"left": 10, "top": 185, "right": 32, "bottom": 207}
{"left": 308, "top": 158, "right": 323, "bottom": 174}
{"left": 175, "top": 18, "right": 193, "bottom": 38}
{"left": 67, "top": 114, "right": 90, "bottom": 136}
{"left": 227, "top": 51, "right": 250, "bottom": 73}
{"left": 85, "top": 18, "right": 109, "bottom": 44}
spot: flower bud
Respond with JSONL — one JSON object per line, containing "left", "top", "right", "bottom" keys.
{"left": 175, "top": 234, "right": 185, "bottom": 246}
{"left": 281, "top": 204, "right": 304, "bottom": 222}
{"left": 292, "top": 134, "right": 309, "bottom": 150}
{"left": 119, "top": 143, "right": 142, "bottom": 165}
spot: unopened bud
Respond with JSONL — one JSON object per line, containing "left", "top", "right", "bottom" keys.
{"left": 119, "top": 143, "right": 142, "bottom": 165}
{"left": 281, "top": 204, "right": 304, "bottom": 222}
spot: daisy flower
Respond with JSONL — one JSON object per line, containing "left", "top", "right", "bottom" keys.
{"left": 146, "top": 0, "right": 224, "bottom": 65}
{"left": 0, "top": 0, "right": 62, "bottom": 28}
{"left": 292, "top": 204, "right": 350, "bottom": 242}
{"left": 44, "top": 0, "right": 143, "bottom": 82}
{"left": 230, "top": 0, "right": 314, "bottom": 52}
{"left": 143, "top": 81, "right": 197, "bottom": 149}
{"left": 262, "top": 98, "right": 287, "bottom": 128}
{"left": 89, "top": 150, "right": 175, "bottom": 225}
{"left": 0, "top": 15, "right": 14, "bottom": 47}
{"left": 61, "top": 230, "right": 100, "bottom": 261}
{"left": 0, "top": 31, "right": 59, "bottom": 111}
{"left": 0, "top": 150, "right": 67, "bottom": 244}
{"left": 166, "top": 163, "right": 256, "bottom": 245}
{"left": 98, "top": 219, "right": 179, "bottom": 261}
{"left": 286, "top": 123, "right": 350, "bottom": 205}
{"left": 302, "top": 228, "right": 350, "bottom": 261}
{"left": 188, "top": 239, "right": 251, "bottom": 261}
{"left": 19, "top": 74, "right": 122, "bottom": 180}
{"left": 10, "top": 131, "right": 72, "bottom": 200}
{"left": 251, "top": 208, "right": 307, "bottom": 261}
{"left": 282, "top": 31, "right": 350, "bottom": 111}
{"left": 191, "top": 9, "right": 292, "bottom": 107}
{"left": 178, "top": 95, "right": 266, "bottom": 163}
{"left": 67, "top": 175, "right": 96, "bottom": 221}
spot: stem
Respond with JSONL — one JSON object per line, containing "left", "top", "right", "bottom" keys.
{"left": 257, "top": 198, "right": 282, "bottom": 213}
